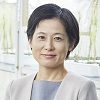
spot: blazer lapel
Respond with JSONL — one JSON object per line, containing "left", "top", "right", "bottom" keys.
{"left": 20, "top": 73, "right": 37, "bottom": 100}
{"left": 54, "top": 72, "right": 71, "bottom": 100}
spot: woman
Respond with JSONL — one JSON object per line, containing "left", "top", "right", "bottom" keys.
{"left": 5, "top": 4, "right": 98, "bottom": 100}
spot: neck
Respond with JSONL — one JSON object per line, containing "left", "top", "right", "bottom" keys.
{"left": 35, "top": 64, "right": 67, "bottom": 81}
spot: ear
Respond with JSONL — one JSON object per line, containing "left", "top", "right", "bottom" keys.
{"left": 28, "top": 39, "right": 32, "bottom": 48}
{"left": 68, "top": 42, "right": 75, "bottom": 51}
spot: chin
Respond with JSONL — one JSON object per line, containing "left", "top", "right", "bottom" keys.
{"left": 40, "top": 62, "right": 57, "bottom": 68}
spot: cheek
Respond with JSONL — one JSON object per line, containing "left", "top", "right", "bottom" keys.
{"left": 31, "top": 41, "right": 43, "bottom": 54}
{"left": 56, "top": 44, "right": 68, "bottom": 57}
{"left": 31, "top": 45, "right": 40, "bottom": 60}
{"left": 32, "top": 44, "right": 37, "bottom": 52}
{"left": 58, "top": 42, "right": 69, "bottom": 51}
{"left": 32, "top": 39, "right": 43, "bottom": 48}
{"left": 59, "top": 43, "right": 69, "bottom": 58}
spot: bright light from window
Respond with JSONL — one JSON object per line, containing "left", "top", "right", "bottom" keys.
{"left": 7, "top": 0, "right": 17, "bottom": 3}
{"left": 1, "top": 0, "right": 17, "bottom": 3}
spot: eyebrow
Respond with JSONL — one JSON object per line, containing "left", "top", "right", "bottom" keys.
{"left": 54, "top": 32, "right": 65, "bottom": 36}
{"left": 36, "top": 32, "right": 45, "bottom": 35}
{"left": 36, "top": 32, "right": 65, "bottom": 36}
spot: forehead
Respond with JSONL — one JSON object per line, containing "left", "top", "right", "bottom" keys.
{"left": 38, "top": 18, "right": 64, "bottom": 27}
{"left": 35, "top": 18, "right": 66, "bottom": 34}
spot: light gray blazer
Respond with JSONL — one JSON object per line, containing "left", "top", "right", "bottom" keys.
{"left": 5, "top": 72, "right": 98, "bottom": 100}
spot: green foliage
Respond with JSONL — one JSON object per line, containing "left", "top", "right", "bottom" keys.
{"left": 0, "top": 3, "right": 16, "bottom": 53}
{"left": 88, "top": 0, "right": 98, "bottom": 61}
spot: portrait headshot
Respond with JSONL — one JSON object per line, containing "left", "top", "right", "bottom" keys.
{"left": 5, "top": 3, "right": 99, "bottom": 100}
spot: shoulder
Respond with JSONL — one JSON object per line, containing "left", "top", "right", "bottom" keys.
{"left": 5, "top": 73, "right": 36, "bottom": 99}
{"left": 14, "top": 73, "right": 36, "bottom": 82}
{"left": 66, "top": 71, "right": 93, "bottom": 83}
{"left": 64, "top": 71, "right": 96, "bottom": 90}
{"left": 69, "top": 72, "right": 99, "bottom": 99}
{"left": 12, "top": 73, "right": 36, "bottom": 85}
{"left": 8, "top": 73, "right": 36, "bottom": 90}
{"left": 63, "top": 72, "right": 98, "bottom": 99}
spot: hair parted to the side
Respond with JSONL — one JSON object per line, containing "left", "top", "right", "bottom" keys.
{"left": 26, "top": 3, "right": 79, "bottom": 59}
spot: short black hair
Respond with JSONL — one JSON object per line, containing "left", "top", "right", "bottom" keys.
{"left": 26, "top": 3, "right": 79, "bottom": 59}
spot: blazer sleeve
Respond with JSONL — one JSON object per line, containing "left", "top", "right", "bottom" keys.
{"left": 78, "top": 80, "right": 99, "bottom": 100}
{"left": 5, "top": 81, "right": 13, "bottom": 100}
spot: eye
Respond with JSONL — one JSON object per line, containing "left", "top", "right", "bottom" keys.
{"left": 54, "top": 37, "right": 62, "bottom": 41}
{"left": 38, "top": 36, "right": 45, "bottom": 40}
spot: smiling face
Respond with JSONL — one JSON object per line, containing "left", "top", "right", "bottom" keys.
{"left": 30, "top": 18, "right": 72, "bottom": 69}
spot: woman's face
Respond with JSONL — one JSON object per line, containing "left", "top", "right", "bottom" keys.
{"left": 30, "top": 18, "right": 72, "bottom": 68}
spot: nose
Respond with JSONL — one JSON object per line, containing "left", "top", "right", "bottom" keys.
{"left": 44, "top": 39, "right": 55, "bottom": 51}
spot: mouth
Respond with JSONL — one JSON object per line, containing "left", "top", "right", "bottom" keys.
{"left": 41, "top": 54, "right": 56, "bottom": 58}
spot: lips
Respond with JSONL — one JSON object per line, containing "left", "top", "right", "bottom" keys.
{"left": 41, "top": 54, "right": 56, "bottom": 58}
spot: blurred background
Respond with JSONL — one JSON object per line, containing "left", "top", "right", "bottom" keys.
{"left": 0, "top": 0, "right": 100, "bottom": 99}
